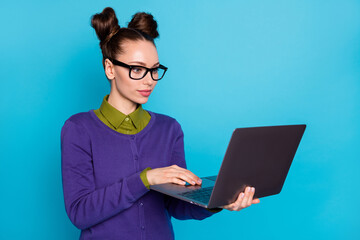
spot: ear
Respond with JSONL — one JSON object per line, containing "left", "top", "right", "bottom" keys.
{"left": 104, "top": 59, "right": 116, "bottom": 80}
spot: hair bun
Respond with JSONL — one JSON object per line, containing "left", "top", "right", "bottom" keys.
{"left": 128, "top": 12, "right": 159, "bottom": 39}
{"left": 91, "top": 7, "right": 120, "bottom": 45}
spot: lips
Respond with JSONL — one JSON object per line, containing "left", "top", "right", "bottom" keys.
{"left": 137, "top": 90, "right": 151, "bottom": 97}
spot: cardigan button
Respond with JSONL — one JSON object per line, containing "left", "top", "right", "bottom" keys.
{"left": 141, "top": 226, "right": 145, "bottom": 230}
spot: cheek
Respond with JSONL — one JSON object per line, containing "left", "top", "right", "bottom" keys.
{"left": 116, "top": 71, "right": 133, "bottom": 88}
{"left": 119, "top": 79, "right": 137, "bottom": 92}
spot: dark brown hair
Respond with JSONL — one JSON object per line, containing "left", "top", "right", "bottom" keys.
{"left": 90, "top": 7, "right": 159, "bottom": 68}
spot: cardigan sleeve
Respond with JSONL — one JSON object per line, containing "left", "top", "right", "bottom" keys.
{"left": 61, "top": 120, "right": 149, "bottom": 230}
{"left": 164, "top": 121, "right": 219, "bottom": 220}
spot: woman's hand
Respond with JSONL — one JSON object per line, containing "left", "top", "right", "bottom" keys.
{"left": 146, "top": 165, "right": 202, "bottom": 186}
{"left": 222, "top": 186, "right": 260, "bottom": 211}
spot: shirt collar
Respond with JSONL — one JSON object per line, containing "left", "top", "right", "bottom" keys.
{"left": 129, "top": 102, "right": 147, "bottom": 130}
{"left": 99, "top": 95, "right": 146, "bottom": 130}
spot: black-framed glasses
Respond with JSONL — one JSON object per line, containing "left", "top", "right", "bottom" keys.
{"left": 107, "top": 57, "right": 168, "bottom": 81}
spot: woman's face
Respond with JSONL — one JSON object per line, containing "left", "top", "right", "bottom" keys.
{"left": 106, "top": 40, "right": 159, "bottom": 106}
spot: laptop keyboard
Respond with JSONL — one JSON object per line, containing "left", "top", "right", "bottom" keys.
{"left": 179, "top": 187, "right": 213, "bottom": 203}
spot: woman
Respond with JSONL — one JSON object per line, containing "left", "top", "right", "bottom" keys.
{"left": 61, "top": 7, "right": 259, "bottom": 240}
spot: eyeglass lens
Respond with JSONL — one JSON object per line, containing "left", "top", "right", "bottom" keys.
{"left": 130, "top": 66, "right": 165, "bottom": 80}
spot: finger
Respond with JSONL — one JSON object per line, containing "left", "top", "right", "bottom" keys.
{"left": 166, "top": 169, "right": 199, "bottom": 186}
{"left": 240, "top": 187, "right": 252, "bottom": 208}
{"left": 175, "top": 172, "right": 198, "bottom": 185}
{"left": 222, "top": 192, "right": 244, "bottom": 211}
{"left": 171, "top": 167, "right": 202, "bottom": 185}
{"left": 223, "top": 202, "right": 236, "bottom": 211}
{"left": 223, "top": 190, "right": 248, "bottom": 211}
{"left": 183, "top": 169, "right": 202, "bottom": 184}
{"left": 229, "top": 192, "right": 245, "bottom": 211}
{"left": 169, "top": 177, "right": 186, "bottom": 185}
{"left": 223, "top": 189, "right": 259, "bottom": 211}
{"left": 246, "top": 187, "right": 255, "bottom": 206}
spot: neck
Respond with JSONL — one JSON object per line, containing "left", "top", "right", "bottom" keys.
{"left": 108, "top": 90, "right": 137, "bottom": 116}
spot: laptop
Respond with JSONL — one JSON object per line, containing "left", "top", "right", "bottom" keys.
{"left": 150, "top": 124, "right": 306, "bottom": 209}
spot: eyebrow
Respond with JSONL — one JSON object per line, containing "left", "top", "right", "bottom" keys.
{"left": 128, "top": 61, "right": 160, "bottom": 68}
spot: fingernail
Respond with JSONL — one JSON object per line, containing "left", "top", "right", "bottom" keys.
{"left": 251, "top": 187, "right": 255, "bottom": 192}
{"left": 240, "top": 193, "right": 245, "bottom": 198}
{"left": 246, "top": 187, "right": 250, "bottom": 192}
{"left": 192, "top": 181, "right": 196, "bottom": 185}
{"left": 197, "top": 179, "right": 202, "bottom": 184}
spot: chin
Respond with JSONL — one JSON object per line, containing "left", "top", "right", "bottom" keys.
{"left": 135, "top": 98, "right": 149, "bottom": 105}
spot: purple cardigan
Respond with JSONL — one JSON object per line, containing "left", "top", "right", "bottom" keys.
{"left": 61, "top": 110, "right": 215, "bottom": 240}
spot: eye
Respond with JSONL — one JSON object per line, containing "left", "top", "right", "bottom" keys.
{"left": 132, "top": 67, "right": 143, "bottom": 73}
{"left": 131, "top": 67, "right": 146, "bottom": 76}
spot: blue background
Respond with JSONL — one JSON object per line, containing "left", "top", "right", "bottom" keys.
{"left": 1, "top": 0, "right": 359, "bottom": 239}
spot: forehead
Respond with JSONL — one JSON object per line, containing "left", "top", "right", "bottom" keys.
{"left": 117, "top": 40, "right": 159, "bottom": 65}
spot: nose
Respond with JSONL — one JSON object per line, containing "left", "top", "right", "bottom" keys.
{"left": 142, "top": 70, "right": 154, "bottom": 85}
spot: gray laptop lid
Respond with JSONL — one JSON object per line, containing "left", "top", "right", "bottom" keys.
{"left": 207, "top": 124, "right": 306, "bottom": 208}
{"left": 151, "top": 124, "right": 306, "bottom": 209}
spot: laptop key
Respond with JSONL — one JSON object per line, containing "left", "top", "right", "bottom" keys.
{"left": 179, "top": 187, "right": 213, "bottom": 203}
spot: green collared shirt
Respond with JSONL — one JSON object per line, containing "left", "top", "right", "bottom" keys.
{"left": 94, "top": 95, "right": 151, "bottom": 188}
